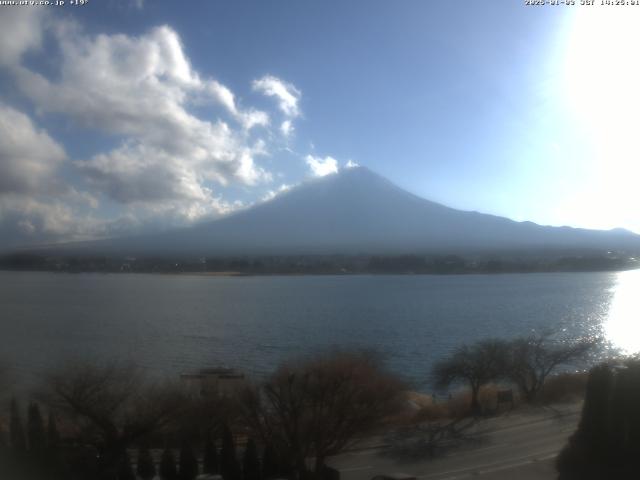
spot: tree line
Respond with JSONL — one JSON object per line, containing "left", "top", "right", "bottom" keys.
{"left": 2, "top": 252, "right": 637, "bottom": 275}
{"left": 0, "top": 336, "right": 600, "bottom": 480}
{"left": 0, "top": 351, "right": 404, "bottom": 480}
{"left": 1, "top": 399, "right": 272, "bottom": 480}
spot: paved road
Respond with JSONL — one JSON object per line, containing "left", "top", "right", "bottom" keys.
{"left": 329, "top": 404, "right": 581, "bottom": 480}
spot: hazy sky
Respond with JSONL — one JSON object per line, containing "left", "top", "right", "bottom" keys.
{"left": 0, "top": 0, "right": 638, "bottom": 248}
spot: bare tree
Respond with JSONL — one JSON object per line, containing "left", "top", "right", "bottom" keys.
{"left": 505, "top": 332, "right": 595, "bottom": 402}
{"left": 40, "top": 362, "right": 186, "bottom": 478}
{"left": 240, "top": 350, "right": 405, "bottom": 478}
{"left": 432, "top": 339, "right": 509, "bottom": 414}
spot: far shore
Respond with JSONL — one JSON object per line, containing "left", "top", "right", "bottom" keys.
{"left": 2, "top": 266, "right": 638, "bottom": 277}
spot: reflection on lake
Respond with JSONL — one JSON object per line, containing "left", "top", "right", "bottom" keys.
{"left": 0, "top": 270, "right": 638, "bottom": 387}
{"left": 605, "top": 269, "right": 640, "bottom": 355}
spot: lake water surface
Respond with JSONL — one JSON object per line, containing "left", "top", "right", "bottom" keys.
{"left": 1, "top": 270, "right": 639, "bottom": 388}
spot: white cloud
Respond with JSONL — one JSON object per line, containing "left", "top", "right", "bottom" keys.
{"left": 0, "top": 183, "right": 249, "bottom": 248}
{"left": 10, "top": 24, "right": 273, "bottom": 209}
{"left": 262, "top": 183, "right": 292, "bottom": 202}
{"left": 253, "top": 75, "right": 301, "bottom": 118}
{"left": 305, "top": 155, "right": 339, "bottom": 177}
{"left": 0, "top": 104, "right": 66, "bottom": 195}
{"left": 206, "top": 80, "right": 270, "bottom": 130}
{"left": 76, "top": 138, "right": 269, "bottom": 223}
{"left": 280, "top": 120, "right": 294, "bottom": 137}
{"left": 0, "top": 104, "right": 110, "bottom": 247}
{"left": 0, "top": 9, "right": 45, "bottom": 67}
{"left": 0, "top": 194, "right": 103, "bottom": 247}
{"left": 0, "top": 15, "right": 310, "bottom": 247}
{"left": 345, "top": 160, "right": 360, "bottom": 169}
{"left": 78, "top": 143, "right": 210, "bottom": 205}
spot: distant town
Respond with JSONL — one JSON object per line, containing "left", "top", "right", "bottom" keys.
{"left": 1, "top": 251, "right": 638, "bottom": 275}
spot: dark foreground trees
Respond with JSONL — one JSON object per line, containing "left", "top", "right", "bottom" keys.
{"left": 2, "top": 353, "right": 403, "bottom": 480}
{"left": 243, "top": 438, "right": 261, "bottom": 480}
{"left": 41, "top": 362, "right": 187, "bottom": 479}
{"left": 240, "top": 350, "right": 405, "bottom": 478}
{"left": 0, "top": 401, "right": 63, "bottom": 479}
{"left": 27, "top": 402, "right": 47, "bottom": 458}
{"left": 179, "top": 440, "right": 199, "bottom": 480}
{"left": 221, "top": 424, "right": 241, "bottom": 480}
{"left": 505, "top": 333, "right": 594, "bottom": 402}
{"left": 160, "top": 448, "right": 179, "bottom": 480}
{"left": 136, "top": 446, "right": 156, "bottom": 480}
{"left": 432, "top": 333, "right": 596, "bottom": 411}
{"left": 557, "top": 359, "right": 640, "bottom": 479}
{"left": 432, "top": 339, "right": 508, "bottom": 414}
{"left": 202, "top": 434, "right": 219, "bottom": 475}
{"left": 10, "top": 397, "right": 27, "bottom": 454}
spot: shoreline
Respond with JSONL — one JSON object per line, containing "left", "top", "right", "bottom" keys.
{"left": 1, "top": 266, "right": 638, "bottom": 277}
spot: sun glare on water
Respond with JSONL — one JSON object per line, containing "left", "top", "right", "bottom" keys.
{"left": 605, "top": 269, "right": 640, "bottom": 355}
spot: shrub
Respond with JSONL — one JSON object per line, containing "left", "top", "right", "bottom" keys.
{"left": 538, "top": 372, "right": 588, "bottom": 404}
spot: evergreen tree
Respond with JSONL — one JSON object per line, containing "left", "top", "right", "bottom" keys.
{"left": 47, "top": 411, "right": 60, "bottom": 451}
{"left": 557, "top": 361, "right": 640, "bottom": 479}
{"left": 10, "top": 398, "right": 26, "bottom": 453}
{"left": 137, "top": 446, "right": 156, "bottom": 480}
{"left": 203, "top": 434, "right": 219, "bottom": 474}
{"left": 179, "top": 440, "right": 199, "bottom": 480}
{"left": 0, "top": 423, "right": 7, "bottom": 474}
{"left": 117, "top": 451, "right": 136, "bottom": 480}
{"left": 159, "top": 448, "right": 179, "bottom": 480}
{"left": 45, "top": 412, "right": 62, "bottom": 479}
{"left": 221, "top": 425, "right": 241, "bottom": 480}
{"left": 261, "top": 444, "right": 279, "bottom": 480}
{"left": 27, "top": 402, "right": 46, "bottom": 456}
{"left": 577, "top": 364, "right": 613, "bottom": 455}
{"left": 243, "top": 438, "right": 261, "bottom": 480}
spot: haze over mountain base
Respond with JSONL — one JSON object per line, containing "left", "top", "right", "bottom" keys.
{"left": 7, "top": 167, "right": 640, "bottom": 264}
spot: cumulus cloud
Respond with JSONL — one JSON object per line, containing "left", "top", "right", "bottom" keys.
{"left": 0, "top": 194, "right": 148, "bottom": 247}
{"left": 0, "top": 195, "right": 88, "bottom": 244}
{"left": 78, "top": 140, "right": 266, "bottom": 216}
{"left": 253, "top": 75, "right": 301, "bottom": 118}
{"left": 79, "top": 143, "right": 210, "bottom": 205}
{"left": 0, "top": 104, "right": 66, "bottom": 195}
{"left": 0, "top": 13, "right": 311, "bottom": 247}
{"left": 206, "top": 80, "right": 270, "bottom": 130}
{"left": 305, "top": 155, "right": 339, "bottom": 177}
{"left": 14, "top": 25, "right": 269, "bottom": 144}
{"left": 0, "top": 101, "right": 110, "bottom": 248}
{"left": 0, "top": 9, "right": 45, "bottom": 67}
{"left": 9, "top": 24, "right": 273, "bottom": 216}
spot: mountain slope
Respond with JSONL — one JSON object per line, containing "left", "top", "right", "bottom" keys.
{"left": 52, "top": 167, "right": 640, "bottom": 255}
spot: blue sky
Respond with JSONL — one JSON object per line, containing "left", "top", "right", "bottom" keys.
{"left": 0, "top": 0, "right": 638, "bottom": 247}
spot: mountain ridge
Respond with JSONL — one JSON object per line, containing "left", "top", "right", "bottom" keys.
{"left": 24, "top": 166, "right": 640, "bottom": 256}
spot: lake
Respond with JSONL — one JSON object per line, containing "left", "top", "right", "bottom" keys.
{"left": 1, "top": 270, "right": 639, "bottom": 389}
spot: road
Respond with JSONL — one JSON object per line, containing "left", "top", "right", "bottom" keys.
{"left": 329, "top": 403, "right": 581, "bottom": 480}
